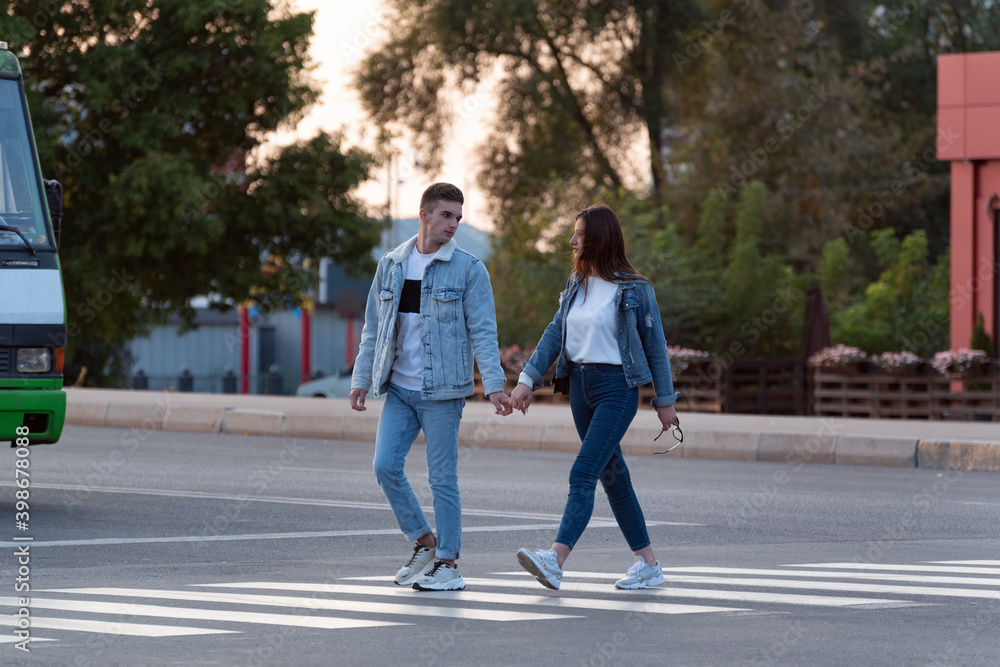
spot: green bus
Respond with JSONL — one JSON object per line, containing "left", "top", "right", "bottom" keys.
{"left": 0, "top": 41, "right": 66, "bottom": 445}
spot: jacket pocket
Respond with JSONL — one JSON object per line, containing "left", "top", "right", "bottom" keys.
{"left": 432, "top": 288, "right": 462, "bottom": 323}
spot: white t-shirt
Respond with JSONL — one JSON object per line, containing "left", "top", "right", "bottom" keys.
{"left": 518, "top": 276, "right": 621, "bottom": 386}
{"left": 390, "top": 247, "right": 435, "bottom": 391}
{"left": 565, "top": 277, "right": 622, "bottom": 364}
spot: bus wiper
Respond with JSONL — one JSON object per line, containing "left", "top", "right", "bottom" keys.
{"left": 0, "top": 224, "right": 38, "bottom": 256}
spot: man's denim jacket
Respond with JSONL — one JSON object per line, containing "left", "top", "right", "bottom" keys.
{"left": 351, "top": 235, "right": 506, "bottom": 400}
{"left": 521, "top": 274, "right": 680, "bottom": 408}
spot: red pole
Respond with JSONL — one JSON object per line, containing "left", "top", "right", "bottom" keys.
{"left": 240, "top": 306, "right": 250, "bottom": 394}
{"left": 301, "top": 308, "right": 311, "bottom": 384}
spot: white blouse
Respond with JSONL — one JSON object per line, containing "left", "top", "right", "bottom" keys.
{"left": 518, "top": 277, "right": 622, "bottom": 387}
{"left": 564, "top": 277, "right": 622, "bottom": 365}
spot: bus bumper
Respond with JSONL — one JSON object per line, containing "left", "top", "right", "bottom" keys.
{"left": 0, "top": 382, "right": 65, "bottom": 445}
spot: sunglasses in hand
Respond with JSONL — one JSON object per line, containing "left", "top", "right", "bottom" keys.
{"left": 653, "top": 417, "right": 683, "bottom": 454}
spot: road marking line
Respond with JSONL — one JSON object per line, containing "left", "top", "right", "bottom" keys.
{"left": 42, "top": 588, "right": 580, "bottom": 623}
{"left": 650, "top": 567, "right": 1000, "bottom": 587}
{"left": 786, "top": 563, "right": 1000, "bottom": 576}
{"left": 0, "top": 634, "right": 56, "bottom": 643}
{"left": 0, "top": 596, "right": 402, "bottom": 630}
{"left": 524, "top": 575, "right": 999, "bottom": 601}
{"left": 0, "top": 614, "right": 235, "bottom": 637}
{"left": 196, "top": 582, "right": 748, "bottom": 616}
{"left": 347, "top": 576, "right": 913, "bottom": 608}
{"left": 0, "top": 524, "right": 589, "bottom": 549}
{"left": 929, "top": 560, "right": 1000, "bottom": 567}
{"left": 0, "top": 483, "right": 700, "bottom": 526}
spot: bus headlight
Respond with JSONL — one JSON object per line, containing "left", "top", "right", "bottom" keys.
{"left": 16, "top": 348, "right": 52, "bottom": 373}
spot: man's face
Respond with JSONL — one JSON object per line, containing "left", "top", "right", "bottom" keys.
{"left": 419, "top": 199, "right": 462, "bottom": 252}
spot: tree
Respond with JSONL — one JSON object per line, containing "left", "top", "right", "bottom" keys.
{"left": 668, "top": 1, "right": 917, "bottom": 272}
{"left": 1, "top": 0, "right": 383, "bottom": 385}
{"left": 824, "top": 229, "right": 949, "bottom": 356}
{"left": 355, "top": 0, "right": 705, "bottom": 226}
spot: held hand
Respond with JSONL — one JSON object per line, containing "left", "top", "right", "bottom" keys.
{"left": 349, "top": 388, "right": 367, "bottom": 412}
{"left": 488, "top": 391, "right": 513, "bottom": 416}
{"left": 510, "top": 383, "right": 533, "bottom": 414}
{"left": 656, "top": 404, "right": 678, "bottom": 430}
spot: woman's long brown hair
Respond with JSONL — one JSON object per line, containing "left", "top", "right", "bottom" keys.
{"left": 572, "top": 205, "right": 649, "bottom": 286}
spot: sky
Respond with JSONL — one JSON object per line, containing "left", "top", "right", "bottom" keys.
{"left": 271, "top": 0, "right": 492, "bottom": 228}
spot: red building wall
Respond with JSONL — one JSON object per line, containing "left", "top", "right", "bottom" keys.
{"left": 937, "top": 51, "right": 1000, "bottom": 354}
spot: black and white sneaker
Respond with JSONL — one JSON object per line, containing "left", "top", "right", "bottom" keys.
{"left": 412, "top": 560, "right": 466, "bottom": 591}
{"left": 394, "top": 544, "right": 435, "bottom": 586}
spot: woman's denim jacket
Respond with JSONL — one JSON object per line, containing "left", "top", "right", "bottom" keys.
{"left": 521, "top": 274, "right": 679, "bottom": 408}
{"left": 351, "top": 235, "right": 507, "bottom": 400}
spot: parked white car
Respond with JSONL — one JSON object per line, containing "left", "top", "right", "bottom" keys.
{"left": 295, "top": 366, "right": 355, "bottom": 398}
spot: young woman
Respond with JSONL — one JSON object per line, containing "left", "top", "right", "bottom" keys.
{"left": 510, "top": 204, "right": 679, "bottom": 590}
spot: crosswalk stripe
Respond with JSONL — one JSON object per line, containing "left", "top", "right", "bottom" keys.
{"left": 0, "top": 634, "right": 55, "bottom": 643}
{"left": 0, "top": 596, "right": 401, "bottom": 630}
{"left": 347, "top": 576, "right": 917, "bottom": 608}
{"left": 931, "top": 560, "right": 1000, "bottom": 566}
{"left": 654, "top": 567, "right": 1000, "bottom": 587}
{"left": 197, "top": 582, "right": 748, "bottom": 616}
{"left": 42, "top": 588, "right": 580, "bottom": 623}
{"left": 502, "top": 574, "right": 997, "bottom": 601}
{"left": 0, "top": 614, "right": 235, "bottom": 637}
{"left": 785, "top": 563, "right": 1000, "bottom": 575}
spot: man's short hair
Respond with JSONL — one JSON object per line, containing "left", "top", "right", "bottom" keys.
{"left": 420, "top": 182, "right": 464, "bottom": 213}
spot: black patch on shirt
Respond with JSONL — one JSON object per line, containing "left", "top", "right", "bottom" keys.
{"left": 398, "top": 279, "right": 421, "bottom": 314}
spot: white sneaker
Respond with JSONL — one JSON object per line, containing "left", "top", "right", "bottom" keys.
{"left": 412, "top": 561, "right": 466, "bottom": 591}
{"left": 615, "top": 556, "right": 665, "bottom": 590}
{"left": 394, "top": 544, "right": 435, "bottom": 586}
{"left": 517, "top": 548, "right": 563, "bottom": 590}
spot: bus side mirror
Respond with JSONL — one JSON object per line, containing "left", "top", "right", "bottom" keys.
{"left": 44, "top": 179, "right": 63, "bottom": 250}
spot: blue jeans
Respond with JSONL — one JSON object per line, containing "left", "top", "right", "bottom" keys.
{"left": 555, "top": 363, "right": 650, "bottom": 552}
{"left": 373, "top": 384, "right": 465, "bottom": 560}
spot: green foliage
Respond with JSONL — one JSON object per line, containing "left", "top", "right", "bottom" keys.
{"left": 355, "top": 0, "right": 705, "bottom": 229}
{"left": 351, "top": 1, "right": 993, "bottom": 360}
{"left": 0, "top": 1, "right": 383, "bottom": 385}
{"left": 970, "top": 313, "right": 994, "bottom": 358}
{"left": 826, "top": 230, "right": 949, "bottom": 356}
{"left": 489, "top": 212, "right": 570, "bottom": 349}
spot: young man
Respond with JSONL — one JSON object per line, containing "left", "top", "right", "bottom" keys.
{"left": 350, "top": 183, "right": 511, "bottom": 591}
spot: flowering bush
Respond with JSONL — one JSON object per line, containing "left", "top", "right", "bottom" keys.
{"left": 499, "top": 345, "right": 534, "bottom": 374}
{"left": 667, "top": 345, "right": 711, "bottom": 376}
{"left": 873, "top": 351, "right": 923, "bottom": 373}
{"left": 930, "top": 348, "right": 989, "bottom": 375}
{"left": 808, "top": 344, "right": 869, "bottom": 368}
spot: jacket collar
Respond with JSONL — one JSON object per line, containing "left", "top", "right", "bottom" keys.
{"left": 386, "top": 234, "right": 457, "bottom": 265}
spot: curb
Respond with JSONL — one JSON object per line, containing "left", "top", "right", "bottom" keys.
{"left": 62, "top": 391, "right": 1000, "bottom": 472}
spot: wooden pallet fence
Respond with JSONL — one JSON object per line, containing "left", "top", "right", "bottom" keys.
{"left": 812, "top": 364, "right": 1000, "bottom": 421}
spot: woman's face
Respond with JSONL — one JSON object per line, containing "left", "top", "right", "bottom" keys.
{"left": 570, "top": 217, "right": 585, "bottom": 259}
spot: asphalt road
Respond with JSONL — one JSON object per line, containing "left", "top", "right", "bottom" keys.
{"left": 2, "top": 426, "right": 999, "bottom": 666}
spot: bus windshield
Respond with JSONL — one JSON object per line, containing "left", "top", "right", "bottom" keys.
{"left": 0, "top": 78, "right": 51, "bottom": 250}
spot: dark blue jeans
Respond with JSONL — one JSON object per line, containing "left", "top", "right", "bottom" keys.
{"left": 555, "top": 363, "right": 650, "bottom": 552}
